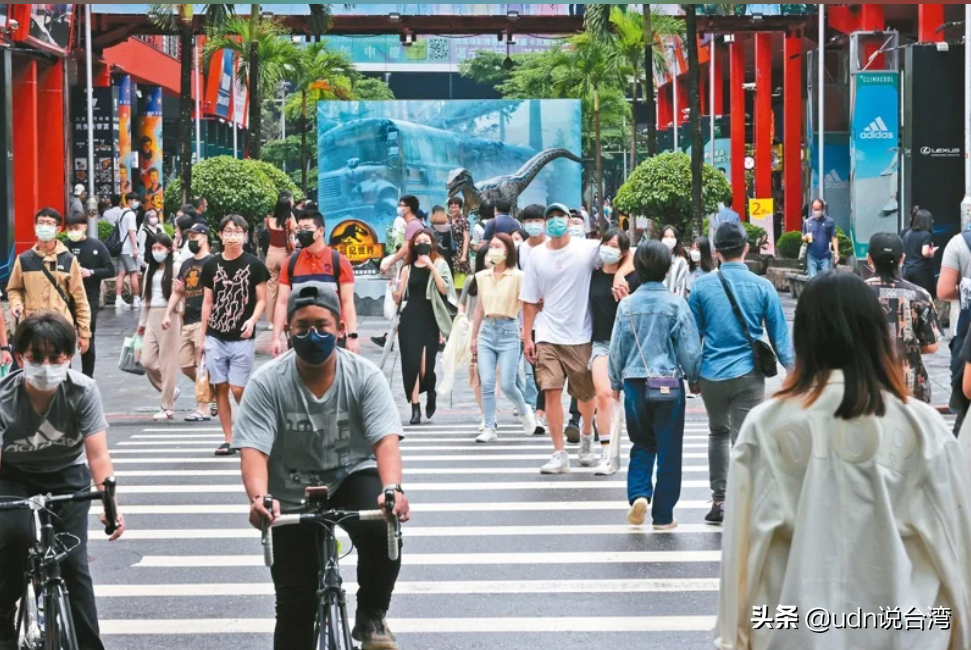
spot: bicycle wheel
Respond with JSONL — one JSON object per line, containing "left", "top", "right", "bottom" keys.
{"left": 317, "top": 594, "right": 350, "bottom": 650}
{"left": 43, "top": 585, "right": 79, "bottom": 650}
{"left": 15, "top": 580, "right": 41, "bottom": 649}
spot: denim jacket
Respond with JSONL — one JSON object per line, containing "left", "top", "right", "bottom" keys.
{"left": 608, "top": 283, "right": 702, "bottom": 391}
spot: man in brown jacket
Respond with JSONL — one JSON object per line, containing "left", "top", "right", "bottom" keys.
{"left": 6, "top": 208, "right": 91, "bottom": 354}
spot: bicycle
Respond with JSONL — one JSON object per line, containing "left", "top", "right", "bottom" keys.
{"left": 261, "top": 486, "right": 402, "bottom": 650}
{"left": 0, "top": 477, "right": 119, "bottom": 650}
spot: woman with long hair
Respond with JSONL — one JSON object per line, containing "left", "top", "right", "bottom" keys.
{"left": 137, "top": 233, "right": 182, "bottom": 420}
{"left": 715, "top": 271, "right": 971, "bottom": 650}
{"left": 470, "top": 234, "right": 536, "bottom": 443}
{"left": 264, "top": 192, "right": 295, "bottom": 323}
{"left": 590, "top": 229, "right": 640, "bottom": 474}
{"left": 901, "top": 207, "right": 937, "bottom": 296}
{"left": 608, "top": 241, "right": 701, "bottom": 528}
{"left": 393, "top": 228, "right": 458, "bottom": 425}
{"left": 688, "top": 235, "right": 715, "bottom": 290}
{"left": 660, "top": 224, "right": 689, "bottom": 298}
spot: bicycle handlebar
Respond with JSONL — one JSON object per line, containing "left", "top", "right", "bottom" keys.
{"left": 0, "top": 478, "right": 119, "bottom": 536}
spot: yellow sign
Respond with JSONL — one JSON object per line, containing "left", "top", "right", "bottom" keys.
{"left": 749, "top": 198, "right": 774, "bottom": 220}
{"left": 329, "top": 220, "right": 385, "bottom": 264}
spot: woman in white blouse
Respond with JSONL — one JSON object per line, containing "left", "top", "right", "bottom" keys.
{"left": 715, "top": 271, "right": 971, "bottom": 650}
{"left": 660, "top": 225, "right": 689, "bottom": 298}
{"left": 136, "top": 233, "right": 181, "bottom": 421}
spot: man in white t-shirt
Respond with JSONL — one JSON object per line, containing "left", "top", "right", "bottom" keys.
{"left": 114, "top": 193, "right": 142, "bottom": 309}
{"left": 521, "top": 203, "right": 633, "bottom": 474}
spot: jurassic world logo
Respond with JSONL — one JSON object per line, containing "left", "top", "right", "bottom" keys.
{"left": 329, "top": 220, "right": 385, "bottom": 263}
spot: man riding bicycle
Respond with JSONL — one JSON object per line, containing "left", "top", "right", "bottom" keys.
{"left": 235, "top": 282, "right": 409, "bottom": 650}
{"left": 0, "top": 313, "right": 125, "bottom": 650}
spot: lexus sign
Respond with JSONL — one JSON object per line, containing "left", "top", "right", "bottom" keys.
{"left": 920, "top": 146, "right": 962, "bottom": 158}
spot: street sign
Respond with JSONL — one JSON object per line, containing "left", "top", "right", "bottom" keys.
{"left": 749, "top": 198, "right": 774, "bottom": 219}
{"left": 748, "top": 198, "right": 776, "bottom": 256}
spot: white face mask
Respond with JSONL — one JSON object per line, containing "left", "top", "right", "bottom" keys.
{"left": 130, "top": 201, "right": 141, "bottom": 211}
{"left": 152, "top": 251, "right": 168, "bottom": 264}
{"left": 148, "top": 217, "right": 159, "bottom": 227}
{"left": 568, "top": 225, "right": 586, "bottom": 239}
{"left": 599, "top": 246, "right": 622, "bottom": 266}
{"left": 486, "top": 249, "right": 507, "bottom": 267}
{"left": 662, "top": 238, "right": 677, "bottom": 251}
{"left": 35, "top": 225, "right": 58, "bottom": 242}
{"left": 812, "top": 210, "right": 824, "bottom": 219}
{"left": 690, "top": 249, "right": 702, "bottom": 263}
{"left": 25, "top": 361, "right": 69, "bottom": 392}
{"left": 397, "top": 207, "right": 406, "bottom": 219}
{"left": 66, "top": 230, "right": 85, "bottom": 243}
{"left": 222, "top": 233, "right": 245, "bottom": 246}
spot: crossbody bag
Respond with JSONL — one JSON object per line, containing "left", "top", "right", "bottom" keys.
{"left": 716, "top": 271, "right": 778, "bottom": 378}
{"left": 33, "top": 251, "right": 77, "bottom": 324}
{"left": 627, "top": 306, "right": 681, "bottom": 401}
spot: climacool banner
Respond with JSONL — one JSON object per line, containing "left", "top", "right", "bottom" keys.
{"left": 136, "top": 86, "right": 165, "bottom": 212}
{"left": 849, "top": 71, "right": 899, "bottom": 259}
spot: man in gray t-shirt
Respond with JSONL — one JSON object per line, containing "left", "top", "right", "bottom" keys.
{"left": 235, "top": 282, "right": 408, "bottom": 648}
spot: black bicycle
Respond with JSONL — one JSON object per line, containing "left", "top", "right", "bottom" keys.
{"left": 0, "top": 477, "right": 119, "bottom": 650}
{"left": 261, "top": 486, "right": 402, "bottom": 650}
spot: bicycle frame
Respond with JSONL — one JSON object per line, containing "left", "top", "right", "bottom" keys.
{"left": 314, "top": 523, "right": 353, "bottom": 650}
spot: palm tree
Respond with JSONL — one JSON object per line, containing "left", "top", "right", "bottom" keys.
{"left": 204, "top": 15, "right": 299, "bottom": 159}
{"left": 285, "top": 42, "right": 356, "bottom": 195}
{"left": 684, "top": 5, "right": 704, "bottom": 236}
{"left": 609, "top": 7, "right": 642, "bottom": 174}
{"left": 149, "top": 3, "right": 233, "bottom": 201}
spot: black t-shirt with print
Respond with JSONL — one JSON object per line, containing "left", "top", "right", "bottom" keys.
{"left": 200, "top": 252, "right": 269, "bottom": 341}
{"left": 179, "top": 254, "right": 213, "bottom": 325}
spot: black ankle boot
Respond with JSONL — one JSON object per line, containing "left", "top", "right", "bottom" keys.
{"left": 426, "top": 391, "right": 437, "bottom": 420}
{"left": 410, "top": 403, "right": 421, "bottom": 425}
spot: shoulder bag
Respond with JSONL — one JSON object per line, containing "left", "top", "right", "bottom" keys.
{"left": 627, "top": 304, "right": 681, "bottom": 401}
{"left": 717, "top": 271, "right": 778, "bottom": 378}
{"left": 31, "top": 251, "right": 77, "bottom": 324}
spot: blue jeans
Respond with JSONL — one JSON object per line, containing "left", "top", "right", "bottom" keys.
{"left": 806, "top": 255, "right": 831, "bottom": 278}
{"left": 478, "top": 319, "right": 528, "bottom": 430}
{"left": 522, "top": 349, "right": 538, "bottom": 409}
{"left": 623, "top": 378, "right": 686, "bottom": 526}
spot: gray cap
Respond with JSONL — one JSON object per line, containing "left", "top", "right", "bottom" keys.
{"left": 714, "top": 222, "right": 747, "bottom": 252}
{"left": 287, "top": 282, "right": 341, "bottom": 321}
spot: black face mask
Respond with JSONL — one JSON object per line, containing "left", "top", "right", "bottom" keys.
{"left": 297, "top": 230, "right": 317, "bottom": 249}
{"left": 415, "top": 243, "right": 432, "bottom": 257}
{"left": 188, "top": 241, "right": 202, "bottom": 255}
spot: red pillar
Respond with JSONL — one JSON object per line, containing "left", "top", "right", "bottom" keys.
{"left": 730, "top": 37, "right": 746, "bottom": 219}
{"left": 657, "top": 83, "right": 673, "bottom": 131}
{"left": 754, "top": 33, "right": 772, "bottom": 201}
{"left": 37, "top": 61, "right": 66, "bottom": 215}
{"left": 784, "top": 33, "right": 802, "bottom": 233}
{"left": 675, "top": 77, "right": 688, "bottom": 126}
{"left": 12, "top": 58, "right": 39, "bottom": 252}
{"left": 861, "top": 4, "right": 886, "bottom": 67}
{"left": 918, "top": 4, "right": 945, "bottom": 43}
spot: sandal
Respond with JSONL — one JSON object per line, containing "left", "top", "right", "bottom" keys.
{"left": 214, "top": 443, "right": 236, "bottom": 457}
{"left": 184, "top": 412, "right": 211, "bottom": 422}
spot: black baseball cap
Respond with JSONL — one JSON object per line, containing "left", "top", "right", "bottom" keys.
{"left": 713, "top": 222, "right": 747, "bottom": 252}
{"left": 868, "top": 232, "right": 903, "bottom": 265}
{"left": 187, "top": 223, "right": 210, "bottom": 236}
{"left": 287, "top": 282, "right": 341, "bottom": 321}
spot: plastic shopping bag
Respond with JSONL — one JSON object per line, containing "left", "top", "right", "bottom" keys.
{"left": 384, "top": 280, "right": 398, "bottom": 321}
{"left": 438, "top": 312, "right": 472, "bottom": 395}
{"left": 118, "top": 336, "right": 145, "bottom": 376}
{"left": 608, "top": 399, "right": 624, "bottom": 468}
{"left": 195, "top": 361, "right": 212, "bottom": 404}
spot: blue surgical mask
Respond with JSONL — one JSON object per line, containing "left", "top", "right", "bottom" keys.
{"left": 292, "top": 327, "right": 337, "bottom": 366}
{"left": 524, "top": 222, "right": 544, "bottom": 238}
{"left": 152, "top": 251, "right": 168, "bottom": 264}
{"left": 546, "top": 217, "right": 568, "bottom": 238}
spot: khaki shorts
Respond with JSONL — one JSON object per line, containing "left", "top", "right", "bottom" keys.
{"left": 180, "top": 322, "right": 202, "bottom": 370}
{"left": 535, "top": 343, "right": 596, "bottom": 402}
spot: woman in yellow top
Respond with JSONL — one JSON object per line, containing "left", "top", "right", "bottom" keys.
{"left": 470, "top": 233, "right": 536, "bottom": 443}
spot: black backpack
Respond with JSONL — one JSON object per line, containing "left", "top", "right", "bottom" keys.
{"left": 104, "top": 210, "right": 133, "bottom": 257}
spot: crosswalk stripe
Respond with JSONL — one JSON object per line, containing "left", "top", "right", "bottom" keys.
{"left": 106, "top": 450, "right": 710, "bottom": 461}
{"left": 90, "top": 523, "right": 721, "bottom": 541}
{"left": 134, "top": 550, "right": 723, "bottom": 568}
{"left": 113, "top": 481, "right": 700, "bottom": 493}
{"left": 98, "top": 616, "right": 718, "bottom": 635}
{"left": 113, "top": 442, "right": 709, "bottom": 451}
{"left": 91, "top": 501, "right": 718, "bottom": 515}
{"left": 112, "top": 465, "right": 714, "bottom": 475}
{"left": 95, "top": 579, "right": 719, "bottom": 597}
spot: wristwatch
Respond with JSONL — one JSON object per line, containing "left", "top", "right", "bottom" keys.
{"left": 0, "top": 345, "right": 10, "bottom": 353}
{"left": 383, "top": 484, "right": 404, "bottom": 495}
{"left": 346, "top": 333, "right": 360, "bottom": 340}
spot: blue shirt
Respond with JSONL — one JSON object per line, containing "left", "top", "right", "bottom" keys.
{"left": 483, "top": 214, "right": 521, "bottom": 240}
{"left": 608, "top": 283, "right": 702, "bottom": 390}
{"left": 688, "top": 263, "right": 794, "bottom": 381}
{"left": 802, "top": 215, "right": 836, "bottom": 260}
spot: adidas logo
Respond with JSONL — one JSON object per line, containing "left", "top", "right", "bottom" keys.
{"left": 824, "top": 170, "right": 848, "bottom": 190}
{"left": 861, "top": 117, "right": 894, "bottom": 140}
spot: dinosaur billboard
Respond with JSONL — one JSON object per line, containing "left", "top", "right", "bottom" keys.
{"left": 317, "top": 99, "right": 582, "bottom": 266}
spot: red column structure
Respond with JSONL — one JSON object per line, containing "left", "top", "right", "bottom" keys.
{"left": 675, "top": 78, "right": 688, "bottom": 125}
{"left": 784, "top": 33, "right": 803, "bottom": 233}
{"left": 754, "top": 33, "right": 772, "bottom": 201}
{"left": 657, "top": 84, "right": 673, "bottom": 131}
{"left": 12, "top": 58, "right": 39, "bottom": 252}
{"left": 918, "top": 4, "right": 944, "bottom": 43}
{"left": 730, "top": 37, "right": 746, "bottom": 218}
{"left": 37, "top": 61, "right": 66, "bottom": 214}
{"left": 861, "top": 4, "right": 886, "bottom": 67}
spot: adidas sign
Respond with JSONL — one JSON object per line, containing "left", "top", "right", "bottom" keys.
{"left": 860, "top": 117, "right": 894, "bottom": 140}
{"left": 824, "top": 170, "right": 848, "bottom": 190}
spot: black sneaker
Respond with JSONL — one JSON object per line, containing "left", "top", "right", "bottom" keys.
{"left": 565, "top": 420, "right": 581, "bottom": 444}
{"left": 371, "top": 335, "right": 388, "bottom": 349}
{"left": 705, "top": 502, "right": 725, "bottom": 526}
{"left": 352, "top": 614, "right": 399, "bottom": 650}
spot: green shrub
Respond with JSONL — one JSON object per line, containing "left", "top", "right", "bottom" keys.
{"left": 835, "top": 227, "right": 853, "bottom": 260}
{"left": 776, "top": 231, "right": 803, "bottom": 260}
{"left": 743, "top": 223, "right": 768, "bottom": 252}
{"left": 615, "top": 152, "right": 732, "bottom": 239}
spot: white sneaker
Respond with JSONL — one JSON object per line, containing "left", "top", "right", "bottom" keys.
{"left": 513, "top": 407, "right": 521, "bottom": 417}
{"left": 132, "top": 298, "right": 142, "bottom": 309}
{"left": 114, "top": 300, "right": 127, "bottom": 310}
{"left": 520, "top": 408, "right": 536, "bottom": 436}
{"left": 653, "top": 519, "right": 678, "bottom": 532}
{"left": 478, "top": 418, "right": 486, "bottom": 432}
{"left": 540, "top": 450, "right": 571, "bottom": 475}
{"left": 578, "top": 434, "right": 599, "bottom": 467}
{"left": 475, "top": 428, "right": 498, "bottom": 444}
{"left": 152, "top": 410, "right": 174, "bottom": 421}
{"left": 594, "top": 453, "right": 620, "bottom": 476}
{"left": 627, "top": 497, "right": 649, "bottom": 526}
{"left": 533, "top": 414, "right": 547, "bottom": 436}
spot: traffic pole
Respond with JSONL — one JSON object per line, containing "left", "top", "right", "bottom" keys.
{"left": 818, "top": 4, "right": 826, "bottom": 204}
{"left": 85, "top": 4, "right": 97, "bottom": 237}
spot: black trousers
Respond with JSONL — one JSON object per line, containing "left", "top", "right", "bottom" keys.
{"left": 270, "top": 470, "right": 402, "bottom": 650}
{"left": 0, "top": 465, "right": 103, "bottom": 650}
{"left": 81, "top": 303, "right": 99, "bottom": 378}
